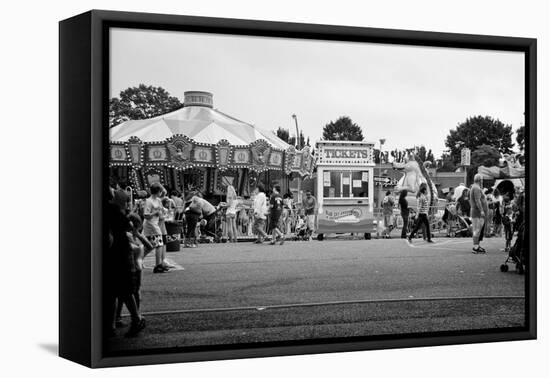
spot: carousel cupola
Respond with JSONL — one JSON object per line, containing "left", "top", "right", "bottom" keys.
{"left": 183, "top": 91, "right": 214, "bottom": 108}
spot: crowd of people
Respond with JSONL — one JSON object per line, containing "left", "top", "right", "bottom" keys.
{"left": 105, "top": 179, "right": 319, "bottom": 339}
{"left": 105, "top": 174, "right": 525, "bottom": 338}
{"left": 381, "top": 174, "right": 525, "bottom": 256}
{"left": 251, "top": 183, "right": 318, "bottom": 244}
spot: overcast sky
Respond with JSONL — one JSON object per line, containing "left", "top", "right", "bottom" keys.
{"left": 110, "top": 28, "right": 525, "bottom": 157}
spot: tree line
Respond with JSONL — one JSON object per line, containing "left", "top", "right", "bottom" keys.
{"left": 109, "top": 85, "right": 525, "bottom": 173}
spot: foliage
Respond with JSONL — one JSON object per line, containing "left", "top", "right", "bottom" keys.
{"left": 516, "top": 125, "right": 525, "bottom": 152}
{"left": 436, "top": 153, "right": 457, "bottom": 173}
{"left": 276, "top": 127, "right": 290, "bottom": 143}
{"left": 471, "top": 144, "right": 501, "bottom": 167}
{"left": 468, "top": 144, "right": 501, "bottom": 183}
{"left": 445, "top": 115, "right": 513, "bottom": 164}
{"left": 276, "top": 127, "right": 309, "bottom": 148}
{"left": 109, "top": 84, "right": 183, "bottom": 127}
{"left": 322, "top": 116, "right": 364, "bottom": 141}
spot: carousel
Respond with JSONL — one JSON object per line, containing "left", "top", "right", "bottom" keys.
{"left": 109, "top": 91, "right": 315, "bottom": 199}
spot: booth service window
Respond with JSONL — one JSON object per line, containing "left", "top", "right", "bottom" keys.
{"left": 323, "top": 170, "right": 369, "bottom": 198}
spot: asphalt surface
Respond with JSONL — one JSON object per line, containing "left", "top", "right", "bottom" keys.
{"left": 139, "top": 236, "right": 525, "bottom": 312}
{"left": 107, "top": 236, "right": 526, "bottom": 352}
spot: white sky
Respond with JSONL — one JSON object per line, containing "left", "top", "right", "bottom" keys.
{"left": 110, "top": 28, "right": 525, "bottom": 158}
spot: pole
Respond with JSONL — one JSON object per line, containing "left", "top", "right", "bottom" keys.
{"left": 292, "top": 114, "right": 300, "bottom": 149}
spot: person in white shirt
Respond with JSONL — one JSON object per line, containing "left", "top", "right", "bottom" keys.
{"left": 193, "top": 195, "right": 217, "bottom": 238}
{"left": 225, "top": 184, "right": 239, "bottom": 243}
{"left": 142, "top": 183, "right": 170, "bottom": 273}
{"left": 252, "top": 183, "right": 269, "bottom": 243}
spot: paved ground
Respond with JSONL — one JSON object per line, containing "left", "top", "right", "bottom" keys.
{"left": 107, "top": 236, "right": 526, "bottom": 353}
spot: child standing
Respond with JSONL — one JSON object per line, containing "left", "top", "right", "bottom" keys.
{"left": 143, "top": 183, "right": 169, "bottom": 273}
{"left": 115, "top": 213, "right": 152, "bottom": 335}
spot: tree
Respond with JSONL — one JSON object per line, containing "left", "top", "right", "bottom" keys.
{"left": 426, "top": 149, "right": 435, "bottom": 164}
{"left": 276, "top": 127, "right": 290, "bottom": 143}
{"left": 109, "top": 84, "right": 183, "bottom": 127}
{"left": 445, "top": 116, "right": 514, "bottom": 165}
{"left": 436, "top": 152, "right": 457, "bottom": 173}
{"left": 516, "top": 125, "right": 525, "bottom": 152}
{"left": 468, "top": 144, "right": 501, "bottom": 183}
{"left": 277, "top": 127, "right": 308, "bottom": 148}
{"left": 322, "top": 116, "right": 363, "bottom": 141}
{"left": 471, "top": 145, "right": 501, "bottom": 167}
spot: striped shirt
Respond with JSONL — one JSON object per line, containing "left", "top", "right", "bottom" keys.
{"left": 417, "top": 193, "right": 429, "bottom": 214}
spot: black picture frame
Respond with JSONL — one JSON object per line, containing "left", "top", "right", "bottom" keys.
{"left": 59, "top": 9, "right": 537, "bottom": 368}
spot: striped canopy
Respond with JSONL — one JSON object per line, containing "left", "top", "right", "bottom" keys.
{"left": 110, "top": 105, "right": 290, "bottom": 150}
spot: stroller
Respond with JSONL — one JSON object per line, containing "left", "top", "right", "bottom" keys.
{"left": 293, "top": 217, "right": 310, "bottom": 241}
{"left": 444, "top": 203, "right": 472, "bottom": 237}
{"left": 500, "top": 222, "right": 526, "bottom": 274}
{"left": 198, "top": 207, "right": 224, "bottom": 243}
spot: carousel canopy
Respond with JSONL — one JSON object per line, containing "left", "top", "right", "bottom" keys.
{"left": 109, "top": 92, "right": 315, "bottom": 178}
{"left": 110, "top": 91, "right": 290, "bottom": 150}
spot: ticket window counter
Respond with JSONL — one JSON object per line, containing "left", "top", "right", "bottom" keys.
{"left": 317, "top": 167, "right": 376, "bottom": 239}
{"left": 322, "top": 170, "right": 370, "bottom": 200}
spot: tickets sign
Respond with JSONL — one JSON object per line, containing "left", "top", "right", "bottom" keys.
{"left": 316, "top": 142, "right": 375, "bottom": 166}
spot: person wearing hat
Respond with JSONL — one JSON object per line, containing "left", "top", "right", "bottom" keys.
{"left": 469, "top": 173, "right": 488, "bottom": 253}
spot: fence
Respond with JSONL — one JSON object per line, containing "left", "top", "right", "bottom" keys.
{"left": 151, "top": 201, "right": 452, "bottom": 243}
{"left": 169, "top": 205, "right": 306, "bottom": 242}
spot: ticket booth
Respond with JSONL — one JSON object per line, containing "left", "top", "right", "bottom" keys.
{"left": 315, "top": 141, "right": 376, "bottom": 240}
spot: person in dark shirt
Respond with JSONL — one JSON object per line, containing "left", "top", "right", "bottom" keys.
{"left": 269, "top": 185, "right": 285, "bottom": 245}
{"left": 110, "top": 178, "right": 130, "bottom": 214}
{"left": 106, "top": 197, "right": 146, "bottom": 338}
{"left": 302, "top": 190, "right": 317, "bottom": 241}
{"left": 457, "top": 189, "right": 471, "bottom": 217}
{"left": 398, "top": 190, "right": 409, "bottom": 239}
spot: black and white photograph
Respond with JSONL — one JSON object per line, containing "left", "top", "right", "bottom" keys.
{"left": 104, "top": 25, "right": 530, "bottom": 356}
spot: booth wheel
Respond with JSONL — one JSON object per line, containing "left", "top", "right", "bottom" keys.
{"left": 500, "top": 264, "right": 509, "bottom": 272}
{"left": 317, "top": 233, "right": 324, "bottom": 241}
{"left": 364, "top": 233, "right": 371, "bottom": 240}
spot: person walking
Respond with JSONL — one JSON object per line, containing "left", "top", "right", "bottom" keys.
{"left": 225, "top": 184, "right": 238, "bottom": 243}
{"left": 183, "top": 194, "right": 202, "bottom": 248}
{"left": 469, "top": 173, "right": 489, "bottom": 254}
{"left": 269, "top": 185, "right": 285, "bottom": 245}
{"left": 160, "top": 196, "right": 176, "bottom": 269}
{"left": 408, "top": 183, "right": 433, "bottom": 243}
{"left": 493, "top": 188, "right": 503, "bottom": 237}
{"left": 382, "top": 190, "right": 395, "bottom": 239}
{"left": 143, "top": 183, "right": 169, "bottom": 273}
{"left": 282, "top": 192, "right": 293, "bottom": 237}
{"left": 252, "top": 183, "right": 269, "bottom": 243}
{"left": 502, "top": 194, "right": 514, "bottom": 252}
{"left": 302, "top": 190, "right": 317, "bottom": 241}
{"left": 484, "top": 188, "right": 495, "bottom": 237}
{"left": 398, "top": 190, "right": 409, "bottom": 239}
